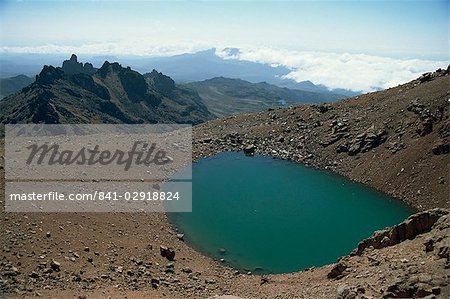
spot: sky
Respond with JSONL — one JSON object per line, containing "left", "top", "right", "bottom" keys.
{"left": 0, "top": 0, "right": 449, "bottom": 91}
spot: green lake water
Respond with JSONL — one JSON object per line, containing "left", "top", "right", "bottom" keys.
{"left": 168, "top": 152, "right": 413, "bottom": 274}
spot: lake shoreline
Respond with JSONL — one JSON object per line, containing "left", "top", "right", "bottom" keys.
{"left": 170, "top": 152, "right": 414, "bottom": 275}
{"left": 193, "top": 149, "right": 419, "bottom": 213}
{"left": 193, "top": 74, "right": 449, "bottom": 211}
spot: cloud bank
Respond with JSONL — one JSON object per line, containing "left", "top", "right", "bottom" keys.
{"left": 1, "top": 42, "right": 447, "bottom": 92}
{"left": 216, "top": 48, "right": 448, "bottom": 92}
{"left": 0, "top": 41, "right": 211, "bottom": 58}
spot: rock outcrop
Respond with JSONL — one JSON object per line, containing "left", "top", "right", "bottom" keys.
{"left": 34, "top": 65, "right": 65, "bottom": 85}
{"left": 347, "top": 125, "right": 388, "bottom": 156}
{"left": 327, "top": 262, "right": 348, "bottom": 279}
{"left": 382, "top": 275, "right": 443, "bottom": 298}
{"left": 0, "top": 56, "right": 214, "bottom": 126}
{"left": 423, "top": 214, "right": 450, "bottom": 262}
{"left": 351, "top": 209, "right": 449, "bottom": 256}
{"left": 61, "top": 54, "right": 96, "bottom": 75}
{"left": 145, "top": 69, "right": 176, "bottom": 96}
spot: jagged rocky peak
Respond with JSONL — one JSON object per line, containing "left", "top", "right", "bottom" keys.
{"left": 35, "top": 65, "right": 65, "bottom": 85}
{"left": 97, "top": 61, "right": 125, "bottom": 77}
{"left": 61, "top": 54, "right": 96, "bottom": 75}
{"left": 97, "top": 61, "right": 139, "bottom": 79}
{"left": 97, "top": 60, "right": 111, "bottom": 75}
{"left": 145, "top": 69, "right": 175, "bottom": 95}
{"left": 96, "top": 61, "right": 153, "bottom": 103}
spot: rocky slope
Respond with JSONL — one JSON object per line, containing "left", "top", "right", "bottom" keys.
{"left": 0, "top": 56, "right": 213, "bottom": 126}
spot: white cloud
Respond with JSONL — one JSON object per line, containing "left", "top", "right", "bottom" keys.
{"left": 0, "top": 40, "right": 213, "bottom": 57}
{"left": 1, "top": 42, "right": 447, "bottom": 92}
{"left": 216, "top": 47, "right": 448, "bottom": 92}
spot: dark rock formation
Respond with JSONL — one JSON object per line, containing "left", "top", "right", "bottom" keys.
{"left": 406, "top": 98, "right": 448, "bottom": 137}
{"left": 145, "top": 69, "right": 176, "bottom": 96}
{"left": 432, "top": 141, "right": 449, "bottom": 155}
{"left": 98, "top": 61, "right": 161, "bottom": 106}
{"left": 423, "top": 214, "right": 450, "bottom": 262}
{"left": 335, "top": 285, "right": 358, "bottom": 299}
{"left": 317, "top": 104, "right": 330, "bottom": 113}
{"left": 69, "top": 73, "right": 110, "bottom": 100}
{"left": 29, "top": 90, "right": 60, "bottom": 124}
{"left": 417, "top": 118, "right": 433, "bottom": 136}
{"left": 347, "top": 125, "right": 387, "bottom": 155}
{"left": 327, "top": 262, "right": 347, "bottom": 279}
{"left": 118, "top": 67, "right": 157, "bottom": 104}
{"left": 417, "top": 66, "right": 449, "bottom": 84}
{"left": 336, "top": 143, "right": 349, "bottom": 153}
{"left": 61, "top": 54, "right": 96, "bottom": 75}
{"left": 1, "top": 58, "right": 213, "bottom": 126}
{"left": 244, "top": 144, "right": 256, "bottom": 156}
{"left": 352, "top": 209, "right": 449, "bottom": 256}
{"left": 35, "top": 65, "right": 65, "bottom": 85}
{"left": 97, "top": 61, "right": 122, "bottom": 78}
{"left": 160, "top": 246, "right": 175, "bottom": 261}
{"left": 382, "top": 276, "right": 442, "bottom": 298}
{"left": 50, "top": 260, "right": 61, "bottom": 272}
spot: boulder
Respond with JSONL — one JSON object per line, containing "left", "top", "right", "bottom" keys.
{"left": 383, "top": 276, "right": 441, "bottom": 298}
{"left": 432, "top": 141, "right": 449, "bottom": 155}
{"left": 160, "top": 246, "right": 176, "bottom": 261}
{"left": 50, "top": 260, "right": 61, "bottom": 272}
{"left": 336, "top": 285, "right": 357, "bottom": 299}
{"left": 348, "top": 141, "right": 362, "bottom": 156}
{"left": 327, "top": 262, "right": 347, "bottom": 279}
{"left": 318, "top": 105, "right": 329, "bottom": 113}
{"left": 347, "top": 126, "right": 387, "bottom": 155}
{"left": 336, "top": 143, "right": 349, "bottom": 153}
{"left": 417, "top": 118, "right": 433, "bottom": 136}
{"left": 418, "top": 72, "right": 432, "bottom": 83}
{"left": 243, "top": 144, "right": 255, "bottom": 156}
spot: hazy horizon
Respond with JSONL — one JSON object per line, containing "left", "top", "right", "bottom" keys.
{"left": 0, "top": 0, "right": 448, "bottom": 92}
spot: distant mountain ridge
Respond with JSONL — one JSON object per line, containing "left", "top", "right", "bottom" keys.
{"left": 126, "top": 48, "right": 359, "bottom": 97}
{"left": 184, "top": 77, "right": 346, "bottom": 117}
{"left": 0, "top": 49, "right": 361, "bottom": 97}
{"left": 0, "top": 74, "right": 34, "bottom": 99}
{"left": 0, "top": 54, "right": 357, "bottom": 126}
{"left": 0, "top": 55, "right": 213, "bottom": 125}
